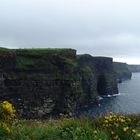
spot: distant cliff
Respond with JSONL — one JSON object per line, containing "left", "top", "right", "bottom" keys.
{"left": 0, "top": 48, "right": 118, "bottom": 118}
{"left": 128, "top": 65, "right": 140, "bottom": 72}
{"left": 113, "top": 62, "right": 132, "bottom": 82}
{"left": 77, "top": 55, "right": 118, "bottom": 97}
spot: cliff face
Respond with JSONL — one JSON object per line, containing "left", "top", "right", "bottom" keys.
{"left": 0, "top": 49, "right": 82, "bottom": 118}
{"left": 0, "top": 48, "right": 118, "bottom": 118}
{"left": 128, "top": 65, "right": 140, "bottom": 72}
{"left": 77, "top": 55, "right": 118, "bottom": 98}
{"left": 113, "top": 62, "right": 132, "bottom": 82}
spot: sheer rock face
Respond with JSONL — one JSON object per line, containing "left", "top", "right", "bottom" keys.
{"left": 128, "top": 65, "right": 140, "bottom": 73}
{"left": 113, "top": 62, "right": 132, "bottom": 82}
{"left": 77, "top": 55, "right": 118, "bottom": 98}
{"left": 0, "top": 49, "right": 118, "bottom": 118}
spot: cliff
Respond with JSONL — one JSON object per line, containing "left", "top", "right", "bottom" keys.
{"left": 113, "top": 62, "right": 132, "bottom": 82}
{"left": 0, "top": 48, "right": 81, "bottom": 118}
{"left": 128, "top": 65, "right": 140, "bottom": 72}
{"left": 0, "top": 48, "right": 118, "bottom": 118}
{"left": 77, "top": 55, "right": 118, "bottom": 97}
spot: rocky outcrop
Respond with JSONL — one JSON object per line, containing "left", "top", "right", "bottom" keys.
{"left": 0, "top": 48, "right": 118, "bottom": 118}
{"left": 128, "top": 65, "right": 140, "bottom": 72}
{"left": 113, "top": 62, "right": 132, "bottom": 82}
{"left": 77, "top": 55, "right": 118, "bottom": 97}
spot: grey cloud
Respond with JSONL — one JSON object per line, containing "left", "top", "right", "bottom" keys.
{"left": 0, "top": 0, "right": 140, "bottom": 63}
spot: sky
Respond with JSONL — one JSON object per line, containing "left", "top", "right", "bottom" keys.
{"left": 0, "top": 0, "right": 140, "bottom": 64}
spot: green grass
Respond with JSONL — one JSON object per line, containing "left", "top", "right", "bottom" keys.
{"left": 15, "top": 48, "right": 75, "bottom": 55}
{"left": 1, "top": 114, "right": 140, "bottom": 140}
{"left": 3, "top": 47, "right": 76, "bottom": 69}
{"left": 5, "top": 118, "right": 110, "bottom": 140}
{"left": 16, "top": 56, "right": 36, "bottom": 66}
{"left": 0, "top": 47, "right": 14, "bottom": 53}
{"left": 0, "top": 47, "right": 76, "bottom": 60}
{"left": 0, "top": 47, "right": 76, "bottom": 55}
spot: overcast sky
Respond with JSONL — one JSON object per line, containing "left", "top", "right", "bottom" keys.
{"left": 0, "top": 0, "right": 140, "bottom": 64}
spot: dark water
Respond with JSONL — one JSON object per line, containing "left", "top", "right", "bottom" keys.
{"left": 80, "top": 72, "right": 140, "bottom": 116}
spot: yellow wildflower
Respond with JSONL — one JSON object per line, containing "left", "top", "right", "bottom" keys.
{"left": 94, "top": 130, "right": 97, "bottom": 134}
{"left": 123, "top": 126, "right": 129, "bottom": 132}
{"left": 127, "top": 118, "right": 131, "bottom": 122}
{"left": 132, "top": 129, "right": 136, "bottom": 133}
{"left": 104, "top": 120, "right": 108, "bottom": 123}
{"left": 5, "top": 127, "right": 10, "bottom": 133}
{"left": 137, "top": 134, "right": 140, "bottom": 137}
{"left": 111, "top": 131, "right": 115, "bottom": 135}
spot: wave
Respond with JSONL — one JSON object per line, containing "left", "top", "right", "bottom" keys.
{"left": 97, "top": 96, "right": 103, "bottom": 100}
{"left": 101, "top": 93, "right": 121, "bottom": 98}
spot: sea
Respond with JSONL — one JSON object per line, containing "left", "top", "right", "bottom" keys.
{"left": 79, "top": 72, "right": 140, "bottom": 116}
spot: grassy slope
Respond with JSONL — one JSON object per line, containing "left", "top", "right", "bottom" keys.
{"left": 1, "top": 114, "right": 140, "bottom": 140}
{"left": 0, "top": 47, "right": 74, "bottom": 55}
{"left": 0, "top": 47, "right": 77, "bottom": 72}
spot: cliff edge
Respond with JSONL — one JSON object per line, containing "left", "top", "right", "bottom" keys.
{"left": 113, "top": 62, "right": 132, "bottom": 82}
{"left": 128, "top": 65, "right": 140, "bottom": 73}
{"left": 0, "top": 48, "right": 118, "bottom": 118}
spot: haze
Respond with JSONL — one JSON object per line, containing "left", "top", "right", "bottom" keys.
{"left": 0, "top": 0, "right": 140, "bottom": 64}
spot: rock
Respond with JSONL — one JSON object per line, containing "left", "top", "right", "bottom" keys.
{"left": 127, "top": 65, "right": 140, "bottom": 73}
{"left": 0, "top": 48, "right": 118, "bottom": 118}
{"left": 113, "top": 62, "right": 132, "bottom": 82}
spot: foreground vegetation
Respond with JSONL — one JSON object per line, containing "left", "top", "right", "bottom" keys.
{"left": 1, "top": 101, "right": 140, "bottom": 140}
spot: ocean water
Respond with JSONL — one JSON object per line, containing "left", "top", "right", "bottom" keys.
{"left": 79, "top": 72, "right": 140, "bottom": 116}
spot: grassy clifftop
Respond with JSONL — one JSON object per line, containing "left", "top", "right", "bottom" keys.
{"left": 0, "top": 47, "right": 77, "bottom": 71}
{"left": 0, "top": 47, "right": 75, "bottom": 54}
